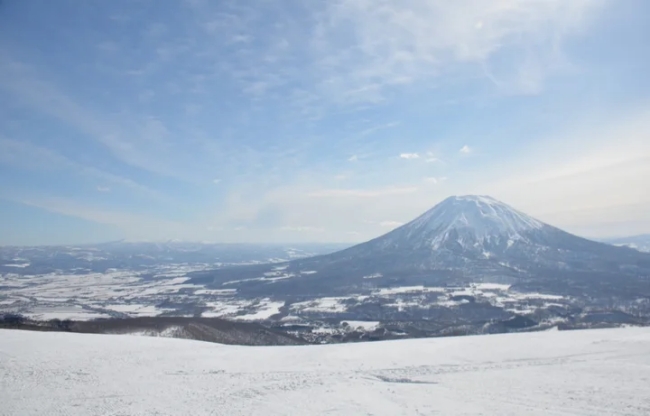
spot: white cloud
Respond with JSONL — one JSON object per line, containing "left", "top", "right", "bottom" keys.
{"left": 96, "top": 186, "right": 111, "bottom": 192}
{"left": 213, "top": 178, "right": 221, "bottom": 184}
{"left": 312, "top": 0, "right": 603, "bottom": 102}
{"left": 424, "top": 151, "right": 441, "bottom": 163}
{"left": 176, "top": 0, "right": 603, "bottom": 112}
{"left": 0, "top": 136, "right": 160, "bottom": 199}
{"left": 424, "top": 177, "right": 446, "bottom": 184}
{"left": 308, "top": 186, "right": 418, "bottom": 198}
{"left": 203, "top": 108, "right": 650, "bottom": 244}
{"left": 379, "top": 220, "right": 404, "bottom": 228}
{"left": 15, "top": 196, "right": 187, "bottom": 241}
{"left": 280, "top": 226, "right": 325, "bottom": 233}
{"left": 3, "top": 1, "right": 644, "bottom": 245}
{"left": 0, "top": 55, "right": 209, "bottom": 182}
{"left": 360, "top": 121, "right": 399, "bottom": 136}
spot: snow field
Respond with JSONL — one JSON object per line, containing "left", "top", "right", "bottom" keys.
{"left": 1, "top": 327, "right": 649, "bottom": 415}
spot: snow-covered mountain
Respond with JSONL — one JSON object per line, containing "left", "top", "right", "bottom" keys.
{"left": 298, "top": 195, "right": 646, "bottom": 273}
{"left": 347, "top": 195, "right": 552, "bottom": 259}
{"left": 196, "top": 195, "right": 650, "bottom": 299}
{"left": 402, "top": 195, "right": 545, "bottom": 250}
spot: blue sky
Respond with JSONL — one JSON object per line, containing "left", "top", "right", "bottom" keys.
{"left": 1, "top": 0, "right": 649, "bottom": 245}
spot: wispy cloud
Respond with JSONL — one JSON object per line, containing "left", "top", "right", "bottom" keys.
{"left": 379, "top": 220, "right": 404, "bottom": 228}
{"left": 280, "top": 226, "right": 325, "bottom": 232}
{"left": 360, "top": 121, "right": 399, "bottom": 136}
{"left": 0, "top": 136, "right": 160, "bottom": 198}
{"left": 308, "top": 186, "right": 418, "bottom": 198}
{"left": 172, "top": 0, "right": 603, "bottom": 113}
{"left": 311, "top": 0, "right": 604, "bottom": 103}
{"left": 425, "top": 151, "right": 441, "bottom": 163}
{"left": 0, "top": 55, "right": 195, "bottom": 180}
{"left": 424, "top": 177, "right": 447, "bottom": 184}
{"left": 1, "top": 0, "right": 644, "bottom": 245}
{"left": 16, "top": 196, "right": 186, "bottom": 240}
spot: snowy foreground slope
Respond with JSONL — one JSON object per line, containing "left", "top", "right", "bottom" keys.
{"left": 1, "top": 328, "right": 649, "bottom": 415}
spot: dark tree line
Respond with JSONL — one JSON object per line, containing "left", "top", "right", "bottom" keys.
{"left": 1, "top": 313, "right": 74, "bottom": 331}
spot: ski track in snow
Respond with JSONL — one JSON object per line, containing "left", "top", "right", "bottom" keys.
{"left": 1, "top": 327, "right": 649, "bottom": 415}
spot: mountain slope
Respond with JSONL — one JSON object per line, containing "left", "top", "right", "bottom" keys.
{"left": 3, "top": 327, "right": 650, "bottom": 415}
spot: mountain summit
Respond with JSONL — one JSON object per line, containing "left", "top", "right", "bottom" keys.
{"left": 410, "top": 195, "right": 543, "bottom": 240}
{"left": 377, "top": 195, "right": 546, "bottom": 252}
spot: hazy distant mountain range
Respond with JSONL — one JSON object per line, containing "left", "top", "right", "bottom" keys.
{"left": 603, "top": 234, "right": 650, "bottom": 253}
{"left": 0, "top": 242, "right": 349, "bottom": 275}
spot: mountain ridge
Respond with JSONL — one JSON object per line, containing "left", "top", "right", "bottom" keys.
{"left": 604, "top": 234, "right": 650, "bottom": 253}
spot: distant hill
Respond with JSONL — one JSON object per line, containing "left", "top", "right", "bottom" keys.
{"left": 0, "top": 315, "right": 306, "bottom": 346}
{"left": 604, "top": 234, "right": 650, "bottom": 253}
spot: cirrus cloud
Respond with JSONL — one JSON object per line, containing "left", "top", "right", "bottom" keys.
{"left": 307, "top": 186, "right": 418, "bottom": 198}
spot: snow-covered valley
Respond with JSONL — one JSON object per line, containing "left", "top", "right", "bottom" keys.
{"left": 1, "top": 327, "right": 649, "bottom": 415}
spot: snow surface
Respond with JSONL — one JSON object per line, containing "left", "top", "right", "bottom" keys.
{"left": 103, "top": 304, "right": 175, "bottom": 317}
{"left": 290, "top": 297, "right": 349, "bottom": 313}
{"left": 363, "top": 273, "right": 383, "bottom": 279}
{"left": 472, "top": 282, "right": 511, "bottom": 291}
{"left": 2, "top": 263, "right": 30, "bottom": 268}
{"left": 232, "top": 299, "right": 285, "bottom": 321}
{"left": 374, "top": 285, "right": 445, "bottom": 295}
{"left": 1, "top": 327, "right": 649, "bottom": 415}
{"left": 342, "top": 320, "right": 380, "bottom": 331}
{"left": 126, "top": 326, "right": 187, "bottom": 338}
{"left": 22, "top": 309, "right": 112, "bottom": 321}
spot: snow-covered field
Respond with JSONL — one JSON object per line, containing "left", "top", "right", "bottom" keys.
{"left": 0, "top": 266, "right": 287, "bottom": 321}
{"left": 1, "top": 327, "right": 649, "bottom": 415}
{"left": 0, "top": 255, "right": 572, "bottom": 325}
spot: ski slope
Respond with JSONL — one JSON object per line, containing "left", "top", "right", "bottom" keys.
{"left": 1, "top": 327, "right": 649, "bottom": 415}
